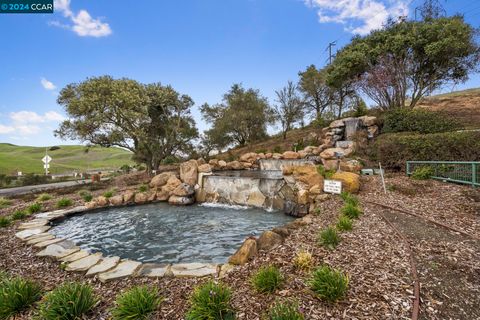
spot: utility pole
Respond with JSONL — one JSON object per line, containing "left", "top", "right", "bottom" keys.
{"left": 326, "top": 41, "right": 336, "bottom": 65}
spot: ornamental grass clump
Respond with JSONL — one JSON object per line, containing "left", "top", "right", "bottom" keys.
{"left": 36, "top": 193, "right": 52, "bottom": 202}
{"left": 38, "top": 282, "right": 97, "bottom": 320}
{"left": 0, "top": 217, "right": 11, "bottom": 228}
{"left": 251, "top": 265, "right": 283, "bottom": 293}
{"left": 0, "top": 198, "right": 11, "bottom": 209}
{"left": 185, "top": 281, "right": 235, "bottom": 320}
{"left": 268, "top": 299, "right": 304, "bottom": 320}
{"left": 340, "top": 203, "right": 362, "bottom": 220}
{"left": 111, "top": 285, "right": 162, "bottom": 320}
{"left": 138, "top": 184, "right": 148, "bottom": 193}
{"left": 26, "top": 203, "right": 41, "bottom": 214}
{"left": 318, "top": 227, "right": 340, "bottom": 250}
{"left": 56, "top": 198, "right": 73, "bottom": 209}
{"left": 103, "top": 190, "right": 114, "bottom": 199}
{"left": 336, "top": 215, "right": 353, "bottom": 231}
{"left": 292, "top": 250, "right": 313, "bottom": 271}
{"left": 0, "top": 277, "right": 42, "bottom": 320}
{"left": 11, "top": 210, "right": 28, "bottom": 221}
{"left": 309, "top": 265, "right": 349, "bottom": 302}
{"left": 340, "top": 192, "right": 359, "bottom": 207}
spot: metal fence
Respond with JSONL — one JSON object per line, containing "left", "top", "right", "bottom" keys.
{"left": 406, "top": 161, "right": 479, "bottom": 187}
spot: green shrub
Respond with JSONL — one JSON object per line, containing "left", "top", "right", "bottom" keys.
{"left": 411, "top": 166, "right": 434, "bottom": 180}
{"left": 383, "top": 108, "right": 462, "bottom": 134}
{"left": 340, "top": 192, "right": 359, "bottom": 206}
{"left": 185, "top": 281, "right": 235, "bottom": 320}
{"left": 27, "top": 203, "right": 42, "bottom": 214}
{"left": 138, "top": 184, "right": 148, "bottom": 193}
{"left": 272, "top": 146, "right": 283, "bottom": 154}
{"left": 81, "top": 193, "right": 93, "bottom": 202}
{"left": 36, "top": 193, "right": 52, "bottom": 202}
{"left": 251, "top": 265, "right": 283, "bottom": 293}
{"left": 317, "top": 165, "right": 335, "bottom": 179}
{"left": 0, "top": 217, "right": 11, "bottom": 228}
{"left": 309, "top": 265, "right": 349, "bottom": 302}
{"left": 161, "top": 155, "right": 179, "bottom": 165}
{"left": 56, "top": 198, "right": 73, "bottom": 209}
{"left": 111, "top": 286, "right": 162, "bottom": 320}
{"left": 371, "top": 131, "right": 480, "bottom": 170}
{"left": 38, "top": 282, "right": 97, "bottom": 320}
{"left": 268, "top": 300, "right": 304, "bottom": 320}
{"left": 0, "top": 277, "right": 42, "bottom": 319}
{"left": 336, "top": 215, "right": 353, "bottom": 231}
{"left": 318, "top": 227, "right": 340, "bottom": 250}
{"left": 103, "top": 190, "right": 114, "bottom": 198}
{"left": 0, "top": 198, "right": 11, "bottom": 209}
{"left": 341, "top": 203, "right": 362, "bottom": 219}
{"left": 11, "top": 210, "right": 28, "bottom": 221}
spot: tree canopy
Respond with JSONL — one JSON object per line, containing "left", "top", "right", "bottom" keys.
{"left": 55, "top": 76, "right": 198, "bottom": 171}
{"left": 200, "top": 84, "right": 274, "bottom": 148}
{"left": 326, "top": 16, "right": 479, "bottom": 110}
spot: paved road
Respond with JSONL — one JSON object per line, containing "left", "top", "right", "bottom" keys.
{"left": 0, "top": 179, "right": 103, "bottom": 197}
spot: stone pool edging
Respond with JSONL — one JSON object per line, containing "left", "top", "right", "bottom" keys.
{"left": 14, "top": 205, "right": 311, "bottom": 281}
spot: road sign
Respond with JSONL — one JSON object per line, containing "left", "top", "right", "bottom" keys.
{"left": 43, "top": 164, "right": 50, "bottom": 169}
{"left": 324, "top": 180, "right": 342, "bottom": 194}
{"left": 42, "top": 155, "right": 52, "bottom": 164}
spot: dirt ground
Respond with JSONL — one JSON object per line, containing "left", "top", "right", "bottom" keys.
{"left": 0, "top": 173, "right": 479, "bottom": 319}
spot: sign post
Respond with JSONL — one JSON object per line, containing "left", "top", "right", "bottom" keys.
{"left": 42, "top": 149, "right": 52, "bottom": 176}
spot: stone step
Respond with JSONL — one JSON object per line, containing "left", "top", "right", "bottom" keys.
{"left": 36, "top": 241, "right": 79, "bottom": 259}
{"left": 18, "top": 219, "right": 49, "bottom": 230}
{"left": 16, "top": 226, "right": 51, "bottom": 240}
{"left": 25, "top": 233, "right": 54, "bottom": 244}
{"left": 170, "top": 263, "right": 218, "bottom": 277}
{"left": 98, "top": 260, "right": 142, "bottom": 282}
{"left": 137, "top": 263, "right": 171, "bottom": 278}
{"left": 85, "top": 256, "right": 120, "bottom": 276}
{"left": 60, "top": 250, "right": 90, "bottom": 263}
{"left": 33, "top": 238, "right": 63, "bottom": 248}
{"left": 66, "top": 253, "right": 102, "bottom": 272}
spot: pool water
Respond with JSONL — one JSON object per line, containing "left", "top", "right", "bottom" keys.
{"left": 50, "top": 202, "right": 294, "bottom": 264}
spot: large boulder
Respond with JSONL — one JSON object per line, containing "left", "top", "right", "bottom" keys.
{"left": 168, "top": 195, "right": 194, "bottom": 205}
{"left": 331, "top": 171, "right": 360, "bottom": 193}
{"left": 198, "top": 164, "right": 212, "bottom": 173}
{"left": 359, "top": 115, "right": 377, "bottom": 126}
{"left": 180, "top": 160, "right": 198, "bottom": 186}
{"left": 320, "top": 147, "right": 352, "bottom": 159}
{"left": 161, "top": 176, "right": 182, "bottom": 194}
{"left": 227, "top": 161, "right": 243, "bottom": 170}
{"left": 96, "top": 196, "right": 108, "bottom": 207}
{"left": 247, "top": 191, "right": 266, "bottom": 207}
{"left": 340, "top": 159, "right": 362, "bottom": 173}
{"left": 290, "top": 165, "right": 324, "bottom": 189}
{"left": 228, "top": 238, "right": 257, "bottom": 265}
{"left": 257, "top": 231, "right": 283, "bottom": 251}
{"left": 297, "top": 189, "right": 309, "bottom": 205}
{"left": 283, "top": 151, "right": 300, "bottom": 159}
{"left": 172, "top": 183, "right": 195, "bottom": 197}
{"left": 329, "top": 119, "right": 345, "bottom": 128}
{"left": 134, "top": 192, "right": 148, "bottom": 204}
{"left": 218, "top": 160, "right": 227, "bottom": 168}
{"left": 123, "top": 190, "right": 135, "bottom": 203}
{"left": 239, "top": 152, "right": 258, "bottom": 163}
{"left": 149, "top": 172, "right": 175, "bottom": 188}
{"left": 109, "top": 195, "right": 123, "bottom": 206}
{"left": 156, "top": 190, "right": 170, "bottom": 201}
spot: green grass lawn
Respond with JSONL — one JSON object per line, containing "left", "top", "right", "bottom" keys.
{"left": 0, "top": 143, "right": 134, "bottom": 175}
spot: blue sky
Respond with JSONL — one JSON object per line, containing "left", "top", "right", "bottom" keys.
{"left": 0, "top": 0, "right": 479, "bottom": 146}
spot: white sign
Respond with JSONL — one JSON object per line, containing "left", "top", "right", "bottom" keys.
{"left": 43, "top": 164, "right": 50, "bottom": 169}
{"left": 42, "top": 155, "right": 52, "bottom": 164}
{"left": 324, "top": 179, "right": 342, "bottom": 194}
{"left": 17, "top": 171, "right": 22, "bottom": 176}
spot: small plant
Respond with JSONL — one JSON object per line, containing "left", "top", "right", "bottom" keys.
{"left": 317, "top": 165, "right": 335, "bottom": 179}
{"left": 251, "top": 265, "right": 283, "bottom": 293}
{"left": 341, "top": 203, "right": 362, "bottom": 219}
{"left": 138, "top": 184, "right": 148, "bottom": 193}
{"left": 185, "top": 281, "right": 235, "bottom": 320}
{"left": 38, "top": 282, "right": 97, "bottom": 320}
{"left": 268, "top": 299, "right": 304, "bottom": 320}
{"left": 336, "top": 215, "right": 353, "bottom": 231}
{"left": 111, "top": 285, "right": 162, "bottom": 320}
{"left": 56, "top": 198, "right": 73, "bottom": 209}
{"left": 36, "top": 193, "right": 52, "bottom": 202}
{"left": 0, "top": 277, "right": 42, "bottom": 319}
{"left": 411, "top": 166, "right": 434, "bottom": 180}
{"left": 340, "top": 192, "right": 359, "bottom": 206}
{"left": 0, "top": 198, "right": 12, "bottom": 209}
{"left": 292, "top": 250, "right": 313, "bottom": 271}
{"left": 313, "top": 207, "right": 321, "bottom": 215}
{"left": 318, "top": 227, "right": 340, "bottom": 250}
{"left": 103, "top": 190, "right": 114, "bottom": 198}
{"left": 11, "top": 210, "right": 28, "bottom": 221}
{"left": 82, "top": 193, "right": 93, "bottom": 202}
{"left": 26, "top": 203, "right": 42, "bottom": 214}
{"left": 309, "top": 265, "right": 349, "bottom": 302}
{"left": 0, "top": 217, "right": 11, "bottom": 228}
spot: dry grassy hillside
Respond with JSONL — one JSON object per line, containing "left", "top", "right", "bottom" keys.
{"left": 417, "top": 88, "right": 480, "bottom": 130}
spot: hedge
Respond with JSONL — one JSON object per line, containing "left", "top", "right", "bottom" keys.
{"left": 370, "top": 131, "right": 480, "bottom": 170}
{"left": 382, "top": 108, "right": 463, "bottom": 134}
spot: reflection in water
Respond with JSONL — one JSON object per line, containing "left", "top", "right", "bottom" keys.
{"left": 50, "top": 202, "right": 293, "bottom": 264}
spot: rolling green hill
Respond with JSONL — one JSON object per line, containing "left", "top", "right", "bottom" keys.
{"left": 0, "top": 144, "right": 134, "bottom": 175}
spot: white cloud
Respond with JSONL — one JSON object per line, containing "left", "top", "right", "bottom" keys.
{"left": 0, "top": 111, "right": 65, "bottom": 136}
{"left": 51, "top": 0, "right": 112, "bottom": 37}
{"left": 41, "top": 77, "right": 57, "bottom": 90}
{"left": 304, "top": 0, "right": 409, "bottom": 35}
